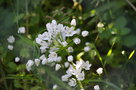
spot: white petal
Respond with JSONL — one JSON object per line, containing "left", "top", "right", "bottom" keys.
{"left": 18, "top": 27, "right": 25, "bottom": 34}
{"left": 55, "top": 64, "right": 61, "bottom": 71}
{"left": 94, "top": 85, "right": 100, "bottom": 90}
{"left": 96, "top": 67, "right": 103, "bottom": 75}
{"left": 8, "top": 45, "right": 13, "bottom": 50}
{"left": 15, "top": 57, "right": 20, "bottom": 62}
{"left": 34, "top": 59, "right": 40, "bottom": 66}
{"left": 67, "top": 55, "right": 73, "bottom": 62}
{"left": 73, "top": 38, "right": 81, "bottom": 45}
{"left": 7, "top": 36, "right": 15, "bottom": 43}
{"left": 71, "top": 19, "right": 76, "bottom": 26}
{"left": 81, "top": 31, "right": 89, "bottom": 37}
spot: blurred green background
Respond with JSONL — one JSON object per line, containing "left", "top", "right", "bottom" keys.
{"left": 0, "top": 0, "right": 136, "bottom": 90}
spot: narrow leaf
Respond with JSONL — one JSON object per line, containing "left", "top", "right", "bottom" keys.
{"left": 107, "top": 49, "right": 112, "bottom": 56}
{"left": 128, "top": 49, "right": 135, "bottom": 59}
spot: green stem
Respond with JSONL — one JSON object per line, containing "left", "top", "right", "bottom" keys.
{"left": 25, "top": 0, "right": 29, "bottom": 35}
{"left": 78, "top": 80, "right": 84, "bottom": 89}
{"left": 86, "top": 79, "right": 122, "bottom": 90}
{"left": 0, "top": 59, "right": 8, "bottom": 90}
{"left": 16, "top": 0, "right": 19, "bottom": 28}
{"left": 107, "top": 0, "right": 113, "bottom": 18}
{"left": 92, "top": 43, "right": 108, "bottom": 77}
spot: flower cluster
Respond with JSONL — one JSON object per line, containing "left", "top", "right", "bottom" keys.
{"left": 7, "top": 27, "right": 26, "bottom": 50}
{"left": 6, "top": 19, "right": 103, "bottom": 89}
{"left": 62, "top": 59, "right": 91, "bottom": 86}
{"left": 7, "top": 27, "right": 26, "bottom": 63}
{"left": 35, "top": 20, "right": 78, "bottom": 53}
{"left": 7, "top": 35, "right": 15, "bottom": 50}
{"left": 25, "top": 19, "right": 92, "bottom": 87}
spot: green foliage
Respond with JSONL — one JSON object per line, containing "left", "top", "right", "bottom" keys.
{"left": 0, "top": 0, "right": 136, "bottom": 90}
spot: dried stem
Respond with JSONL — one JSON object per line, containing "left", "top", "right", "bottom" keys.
{"left": 126, "top": 0, "right": 136, "bottom": 12}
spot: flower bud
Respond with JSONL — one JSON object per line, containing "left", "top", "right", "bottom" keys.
{"left": 82, "top": 31, "right": 89, "bottom": 37}
{"left": 70, "top": 19, "right": 76, "bottom": 26}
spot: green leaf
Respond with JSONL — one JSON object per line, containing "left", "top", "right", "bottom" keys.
{"left": 89, "top": 50, "right": 97, "bottom": 59}
{"left": 14, "top": 14, "right": 24, "bottom": 23}
{"left": 115, "top": 16, "right": 127, "bottom": 28}
{"left": 120, "top": 28, "right": 130, "bottom": 35}
{"left": 128, "top": 50, "right": 135, "bottom": 60}
{"left": 14, "top": 79, "right": 22, "bottom": 88}
{"left": 99, "top": 29, "right": 111, "bottom": 39}
{"left": 44, "top": 67, "right": 71, "bottom": 90}
{"left": 85, "top": 79, "right": 122, "bottom": 90}
{"left": 7, "top": 62, "right": 17, "bottom": 72}
{"left": 77, "top": 52, "right": 84, "bottom": 60}
{"left": 30, "top": 86, "right": 41, "bottom": 90}
{"left": 20, "top": 48, "right": 30, "bottom": 58}
{"left": 0, "top": 45, "right": 7, "bottom": 58}
{"left": 123, "top": 35, "right": 136, "bottom": 47}
{"left": 17, "top": 35, "right": 35, "bottom": 46}
{"left": 107, "top": 49, "right": 112, "bottom": 56}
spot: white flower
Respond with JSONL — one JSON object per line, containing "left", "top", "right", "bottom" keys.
{"left": 66, "top": 64, "right": 81, "bottom": 76}
{"left": 52, "top": 20, "right": 57, "bottom": 24}
{"left": 72, "top": 68, "right": 82, "bottom": 76}
{"left": 42, "top": 32, "right": 51, "bottom": 41}
{"left": 73, "top": 38, "right": 81, "bottom": 45}
{"left": 56, "top": 56, "right": 62, "bottom": 62}
{"left": 61, "top": 74, "right": 70, "bottom": 81}
{"left": 65, "top": 27, "right": 76, "bottom": 37}
{"left": 18, "top": 27, "right": 25, "bottom": 33}
{"left": 68, "top": 78, "right": 77, "bottom": 86}
{"left": 34, "top": 59, "right": 40, "bottom": 66}
{"left": 67, "top": 47, "right": 74, "bottom": 53}
{"left": 85, "top": 42, "right": 90, "bottom": 45}
{"left": 64, "top": 62, "right": 70, "bottom": 68}
{"left": 121, "top": 50, "right": 125, "bottom": 55}
{"left": 8, "top": 45, "right": 13, "bottom": 50}
{"left": 84, "top": 46, "right": 90, "bottom": 52}
{"left": 36, "top": 38, "right": 42, "bottom": 44}
{"left": 55, "top": 64, "right": 61, "bottom": 71}
{"left": 81, "top": 31, "right": 89, "bottom": 37}
{"left": 41, "top": 58, "right": 48, "bottom": 64}
{"left": 15, "top": 57, "right": 20, "bottom": 62}
{"left": 61, "top": 41, "right": 68, "bottom": 47}
{"left": 26, "top": 60, "right": 34, "bottom": 71}
{"left": 39, "top": 55, "right": 46, "bottom": 60}
{"left": 39, "top": 41, "right": 49, "bottom": 49}
{"left": 97, "top": 22, "right": 104, "bottom": 28}
{"left": 94, "top": 85, "right": 100, "bottom": 90}
{"left": 66, "top": 65, "right": 75, "bottom": 76}
{"left": 76, "top": 71, "right": 85, "bottom": 81}
{"left": 49, "top": 47, "right": 59, "bottom": 53}
{"left": 70, "top": 19, "right": 76, "bottom": 26}
{"left": 46, "top": 20, "right": 66, "bottom": 38}
{"left": 75, "top": 28, "right": 81, "bottom": 35}
{"left": 75, "top": 60, "right": 91, "bottom": 70}
{"left": 48, "top": 52, "right": 58, "bottom": 62}
{"left": 75, "top": 60, "right": 84, "bottom": 69}
{"left": 7, "top": 35, "right": 15, "bottom": 43}
{"left": 81, "top": 89, "right": 84, "bottom": 90}
{"left": 83, "top": 61, "right": 92, "bottom": 70}
{"left": 67, "top": 55, "right": 73, "bottom": 62}
{"left": 96, "top": 67, "right": 103, "bottom": 75}
{"left": 53, "top": 84, "right": 58, "bottom": 89}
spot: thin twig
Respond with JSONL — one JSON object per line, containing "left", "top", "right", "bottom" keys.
{"left": 126, "top": 0, "right": 136, "bottom": 12}
{"left": 25, "top": 0, "right": 29, "bottom": 35}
